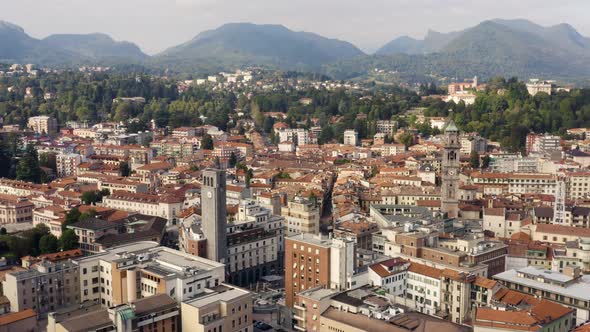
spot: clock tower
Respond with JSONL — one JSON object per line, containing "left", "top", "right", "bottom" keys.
{"left": 201, "top": 168, "right": 228, "bottom": 263}
{"left": 441, "top": 119, "right": 460, "bottom": 218}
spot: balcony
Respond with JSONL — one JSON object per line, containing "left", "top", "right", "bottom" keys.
{"left": 294, "top": 324, "right": 306, "bottom": 332}
{"left": 294, "top": 304, "right": 306, "bottom": 311}
{"left": 293, "top": 315, "right": 306, "bottom": 322}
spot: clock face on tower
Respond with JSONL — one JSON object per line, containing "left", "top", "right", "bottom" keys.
{"left": 449, "top": 169, "right": 455, "bottom": 176}
{"left": 207, "top": 191, "right": 213, "bottom": 199}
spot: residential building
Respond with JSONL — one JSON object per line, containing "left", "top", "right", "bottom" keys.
{"left": 181, "top": 284, "right": 253, "bottom": 332}
{"left": 375, "top": 120, "right": 397, "bottom": 136}
{"left": 0, "top": 194, "right": 34, "bottom": 224}
{"left": 3, "top": 259, "right": 80, "bottom": 316}
{"left": 343, "top": 130, "right": 358, "bottom": 147}
{"left": 76, "top": 242, "right": 226, "bottom": 308}
{"left": 283, "top": 197, "right": 321, "bottom": 236}
{"left": 285, "top": 233, "right": 355, "bottom": 308}
{"left": 526, "top": 79, "right": 553, "bottom": 96}
{"left": 494, "top": 266, "right": 590, "bottom": 325}
{"left": 102, "top": 191, "right": 183, "bottom": 225}
{"left": 55, "top": 153, "right": 81, "bottom": 178}
{"left": 28, "top": 116, "right": 57, "bottom": 134}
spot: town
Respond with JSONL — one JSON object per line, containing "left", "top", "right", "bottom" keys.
{"left": 0, "top": 63, "right": 589, "bottom": 332}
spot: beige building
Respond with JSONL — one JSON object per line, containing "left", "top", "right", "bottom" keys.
{"left": 3, "top": 259, "right": 80, "bottom": 316}
{"left": 102, "top": 190, "right": 183, "bottom": 224}
{"left": 181, "top": 285, "right": 252, "bottom": 332}
{"left": 33, "top": 206, "right": 66, "bottom": 237}
{"left": 28, "top": 116, "right": 57, "bottom": 134}
{"left": 0, "top": 194, "right": 34, "bottom": 224}
{"left": 76, "top": 242, "right": 226, "bottom": 308}
{"left": 55, "top": 153, "right": 81, "bottom": 178}
{"left": 282, "top": 197, "right": 321, "bottom": 236}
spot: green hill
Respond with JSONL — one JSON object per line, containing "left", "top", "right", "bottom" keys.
{"left": 154, "top": 23, "right": 365, "bottom": 72}
{"left": 42, "top": 33, "right": 148, "bottom": 62}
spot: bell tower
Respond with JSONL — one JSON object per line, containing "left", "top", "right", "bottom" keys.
{"left": 441, "top": 119, "right": 460, "bottom": 218}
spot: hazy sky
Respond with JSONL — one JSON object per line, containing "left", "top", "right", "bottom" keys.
{"left": 3, "top": 0, "right": 590, "bottom": 54}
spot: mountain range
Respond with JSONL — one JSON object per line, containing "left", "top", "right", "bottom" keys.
{"left": 1, "top": 19, "right": 589, "bottom": 83}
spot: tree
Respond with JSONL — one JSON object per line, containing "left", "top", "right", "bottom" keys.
{"left": 201, "top": 134, "right": 214, "bottom": 150}
{"left": 119, "top": 162, "right": 131, "bottom": 177}
{"left": 16, "top": 145, "right": 42, "bottom": 183}
{"left": 59, "top": 229, "right": 79, "bottom": 250}
{"left": 79, "top": 209, "right": 97, "bottom": 221}
{"left": 0, "top": 228, "right": 6, "bottom": 235}
{"left": 39, "top": 234, "right": 59, "bottom": 254}
{"left": 81, "top": 191, "right": 99, "bottom": 205}
{"left": 398, "top": 132, "right": 414, "bottom": 148}
{"left": 470, "top": 151, "right": 480, "bottom": 169}
{"left": 245, "top": 168, "right": 253, "bottom": 188}
{"left": 481, "top": 155, "right": 491, "bottom": 169}
{"left": 228, "top": 152, "right": 238, "bottom": 168}
{"left": 63, "top": 208, "right": 81, "bottom": 229}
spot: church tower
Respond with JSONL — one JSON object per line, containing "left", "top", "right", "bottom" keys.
{"left": 201, "top": 168, "right": 228, "bottom": 263}
{"left": 441, "top": 119, "right": 460, "bottom": 218}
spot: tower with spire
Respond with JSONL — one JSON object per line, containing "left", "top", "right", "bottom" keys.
{"left": 441, "top": 118, "right": 460, "bottom": 218}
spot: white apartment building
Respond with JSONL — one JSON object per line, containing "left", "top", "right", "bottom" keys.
{"left": 367, "top": 258, "right": 410, "bottom": 296}
{"left": 278, "top": 128, "right": 309, "bottom": 146}
{"left": 381, "top": 144, "right": 406, "bottom": 156}
{"left": 406, "top": 262, "right": 442, "bottom": 316}
{"left": 56, "top": 153, "right": 81, "bottom": 178}
{"left": 343, "top": 130, "right": 358, "bottom": 147}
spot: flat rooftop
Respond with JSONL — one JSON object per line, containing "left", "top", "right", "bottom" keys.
{"left": 494, "top": 267, "right": 590, "bottom": 301}
{"left": 184, "top": 284, "right": 250, "bottom": 308}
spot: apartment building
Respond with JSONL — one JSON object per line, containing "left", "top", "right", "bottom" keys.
{"left": 475, "top": 292, "right": 574, "bottom": 332}
{"left": 28, "top": 116, "right": 57, "bottom": 134}
{"left": 48, "top": 294, "right": 180, "bottom": 332}
{"left": 0, "top": 194, "right": 34, "bottom": 224}
{"left": 343, "top": 130, "right": 358, "bottom": 147}
{"left": 181, "top": 285, "right": 253, "bottom": 332}
{"left": 375, "top": 120, "right": 397, "bottom": 135}
{"left": 483, "top": 207, "right": 524, "bottom": 238}
{"left": 380, "top": 144, "right": 406, "bottom": 156}
{"left": 55, "top": 153, "right": 82, "bottom": 178}
{"left": 285, "top": 233, "right": 355, "bottom": 309}
{"left": 282, "top": 197, "right": 321, "bottom": 236}
{"left": 567, "top": 172, "right": 590, "bottom": 200}
{"left": 76, "top": 242, "right": 226, "bottom": 308}
{"left": 367, "top": 258, "right": 409, "bottom": 296}
{"left": 0, "top": 179, "right": 48, "bottom": 197}
{"left": 33, "top": 206, "right": 66, "bottom": 237}
{"left": 3, "top": 259, "right": 80, "bottom": 316}
{"left": 470, "top": 172, "right": 557, "bottom": 195}
{"left": 102, "top": 190, "right": 183, "bottom": 224}
{"left": 440, "top": 269, "right": 475, "bottom": 324}
{"left": 494, "top": 266, "right": 590, "bottom": 325}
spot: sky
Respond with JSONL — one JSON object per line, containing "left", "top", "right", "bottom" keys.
{"left": 3, "top": 0, "right": 590, "bottom": 54}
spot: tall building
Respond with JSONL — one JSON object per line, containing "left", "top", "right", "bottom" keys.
{"left": 282, "top": 196, "right": 320, "bottom": 236}
{"left": 201, "top": 169, "right": 228, "bottom": 263}
{"left": 27, "top": 116, "right": 57, "bottom": 134}
{"left": 441, "top": 120, "right": 460, "bottom": 218}
{"left": 343, "top": 129, "right": 358, "bottom": 146}
{"left": 76, "top": 242, "right": 226, "bottom": 308}
{"left": 285, "top": 233, "right": 355, "bottom": 308}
